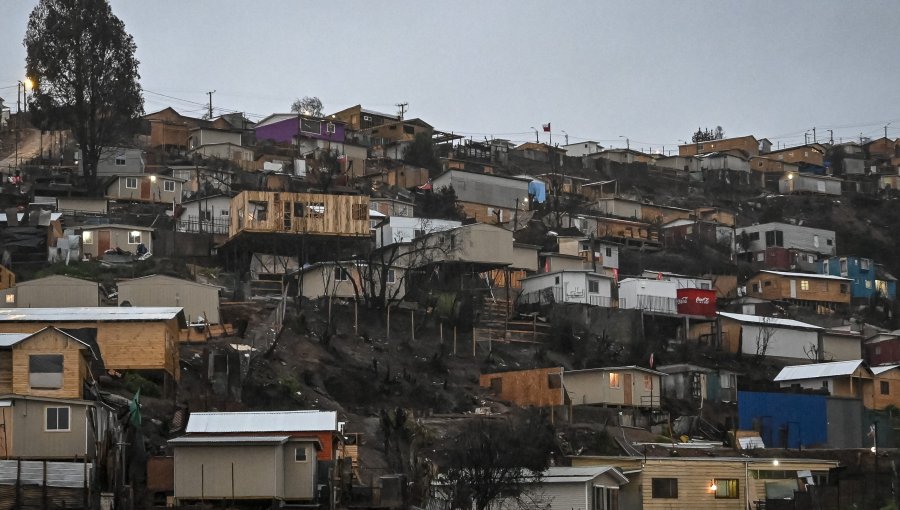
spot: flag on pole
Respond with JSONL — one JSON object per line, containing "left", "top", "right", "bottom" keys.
{"left": 129, "top": 388, "right": 142, "bottom": 427}
{"left": 542, "top": 123, "right": 551, "bottom": 132}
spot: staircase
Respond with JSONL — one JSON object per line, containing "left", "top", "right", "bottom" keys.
{"left": 473, "top": 297, "right": 552, "bottom": 344}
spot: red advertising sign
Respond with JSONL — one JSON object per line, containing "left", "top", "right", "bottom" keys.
{"left": 676, "top": 288, "right": 717, "bottom": 317}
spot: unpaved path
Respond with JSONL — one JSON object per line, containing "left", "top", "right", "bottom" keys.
{"left": 0, "top": 128, "right": 41, "bottom": 172}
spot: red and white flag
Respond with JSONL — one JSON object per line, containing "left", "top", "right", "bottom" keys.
{"left": 542, "top": 123, "right": 551, "bottom": 132}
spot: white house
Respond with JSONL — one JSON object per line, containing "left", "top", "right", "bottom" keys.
{"left": 178, "top": 194, "right": 232, "bottom": 234}
{"left": 718, "top": 312, "right": 822, "bottom": 360}
{"left": 640, "top": 270, "right": 714, "bottom": 290}
{"left": 373, "top": 216, "right": 461, "bottom": 248}
{"left": 530, "top": 466, "right": 627, "bottom": 510}
{"left": 774, "top": 359, "right": 871, "bottom": 394}
{"left": 561, "top": 141, "right": 604, "bottom": 158}
{"left": 618, "top": 278, "right": 678, "bottom": 314}
{"left": 519, "top": 270, "right": 614, "bottom": 307}
{"left": 80, "top": 146, "right": 145, "bottom": 177}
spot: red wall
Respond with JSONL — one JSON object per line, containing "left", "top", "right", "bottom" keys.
{"left": 676, "top": 288, "right": 717, "bottom": 317}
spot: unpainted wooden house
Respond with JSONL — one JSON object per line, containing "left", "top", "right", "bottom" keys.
{"left": 775, "top": 360, "right": 900, "bottom": 411}
{"left": 745, "top": 270, "right": 851, "bottom": 312}
{"left": 0, "top": 307, "right": 186, "bottom": 380}
{"left": 228, "top": 191, "right": 371, "bottom": 239}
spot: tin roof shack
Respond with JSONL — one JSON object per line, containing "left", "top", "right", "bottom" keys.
{"left": 678, "top": 134, "right": 764, "bottom": 157}
{"left": 171, "top": 410, "right": 343, "bottom": 505}
{"left": 871, "top": 365, "right": 900, "bottom": 411}
{"left": 745, "top": 270, "right": 851, "bottom": 313}
{"left": 564, "top": 366, "right": 664, "bottom": 410}
{"left": 0, "top": 275, "right": 102, "bottom": 308}
{"left": 820, "top": 326, "right": 863, "bottom": 361}
{"left": 117, "top": 275, "right": 221, "bottom": 325}
{"left": 518, "top": 270, "right": 615, "bottom": 307}
{"left": 779, "top": 172, "right": 843, "bottom": 196}
{"left": 618, "top": 278, "right": 678, "bottom": 314}
{"left": 479, "top": 367, "right": 567, "bottom": 408}
{"left": 595, "top": 198, "right": 693, "bottom": 225}
{"left": 571, "top": 455, "right": 838, "bottom": 510}
{"left": 79, "top": 224, "right": 153, "bottom": 260}
{"left": 775, "top": 359, "right": 873, "bottom": 399}
{"left": 0, "top": 307, "right": 186, "bottom": 380}
{"left": 691, "top": 312, "right": 822, "bottom": 361}
{"left": 0, "top": 395, "right": 112, "bottom": 460}
{"left": 661, "top": 218, "right": 734, "bottom": 252}
{"left": 104, "top": 174, "right": 185, "bottom": 205}
{"left": 657, "top": 363, "right": 739, "bottom": 403}
{"left": 865, "top": 331, "right": 900, "bottom": 365}
{"left": 429, "top": 169, "right": 530, "bottom": 223}
{"left": 0, "top": 327, "right": 95, "bottom": 400}
{"left": 295, "top": 261, "right": 406, "bottom": 303}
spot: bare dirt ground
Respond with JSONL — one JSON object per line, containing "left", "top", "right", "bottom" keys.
{"left": 0, "top": 128, "right": 41, "bottom": 171}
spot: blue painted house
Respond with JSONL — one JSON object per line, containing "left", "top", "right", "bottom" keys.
{"left": 818, "top": 256, "right": 897, "bottom": 301}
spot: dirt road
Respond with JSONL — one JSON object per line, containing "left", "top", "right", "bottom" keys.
{"left": 0, "top": 128, "right": 41, "bottom": 172}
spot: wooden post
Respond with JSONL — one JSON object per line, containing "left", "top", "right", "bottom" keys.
{"left": 533, "top": 314, "right": 537, "bottom": 342}
{"left": 410, "top": 310, "right": 415, "bottom": 342}
{"left": 42, "top": 460, "right": 47, "bottom": 510}
{"left": 386, "top": 306, "right": 390, "bottom": 339}
{"left": 440, "top": 322, "right": 443, "bottom": 344}
{"left": 453, "top": 326, "right": 457, "bottom": 355}
{"left": 15, "top": 457, "right": 21, "bottom": 509}
{"left": 354, "top": 300, "right": 358, "bottom": 335}
{"left": 472, "top": 330, "right": 476, "bottom": 358}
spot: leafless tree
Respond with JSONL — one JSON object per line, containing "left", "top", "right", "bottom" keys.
{"left": 754, "top": 316, "right": 776, "bottom": 360}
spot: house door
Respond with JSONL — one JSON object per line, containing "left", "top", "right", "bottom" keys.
{"left": 98, "top": 231, "right": 111, "bottom": 254}
{"left": 623, "top": 373, "right": 633, "bottom": 405}
{"left": 140, "top": 178, "right": 151, "bottom": 200}
{"left": 790, "top": 279, "right": 797, "bottom": 298}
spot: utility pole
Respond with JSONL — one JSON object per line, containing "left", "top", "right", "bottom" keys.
{"left": 886, "top": 123, "right": 892, "bottom": 140}
{"left": 812, "top": 127, "right": 816, "bottom": 144}
{"left": 206, "top": 90, "right": 216, "bottom": 119}
{"left": 804, "top": 132, "right": 810, "bottom": 145}
{"left": 828, "top": 130, "right": 834, "bottom": 145}
{"left": 395, "top": 102, "right": 408, "bottom": 121}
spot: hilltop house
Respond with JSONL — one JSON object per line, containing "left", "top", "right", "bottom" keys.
{"left": 678, "top": 135, "right": 766, "bottom": 157}
{"left": 178, "top": 194, "right": 232, "bottom": 235}
{"left": 779, "top": 173, "right": 842, "bottom": 196}
{"left": 0, "top": 274, "right": 103, "bottom": 308}
{"left": 774, "top": 360, "right": 900, "bottom": 411}
{"left": 744, "top": 270, "right": 851, "bottom": 313}
{"left": 689, "top": 312, "right": 822, "bottom": 360}
{"left": 429, "top": 169, "right": 531, "bottom": 224}
{"left": 79, "top": 146, "right": 144, "bottom": 177}
{"left": 79, "top": 224, "right": 154, "bottom": 259}
{"left": 105, "top": 174, "right": 185, "bottom": 205}
{"left": 657, "top": 363, "right": 739, "bottom": 404}
{"left": 518, "top": 270, "right": 615, "bottom": 307}
{"left": 818, "top": 256, "right": 897, "bottom": 302}
{"left": 735, "top": 222, "right": 835, "bottom": 271}
{"left": 116, "top": 274, "right": 222, "bottom": 324}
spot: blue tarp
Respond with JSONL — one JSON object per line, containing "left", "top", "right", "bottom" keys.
{"left": 528, "top": 180, "right": 546, "bottom": 203}
{"left": 738, "top": 391, "right": 828, "bottom": 449}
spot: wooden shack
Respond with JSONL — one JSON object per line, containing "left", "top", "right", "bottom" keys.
{"left": 0, "top": 274, "right": 102, "bottom": 308}
{"left": 228, "top": 191, "right": 370, "bottom": 239}
{"left": 0, "top": 327, "right": 94, "bottom": 400}
{"left": 0, "top": 307, "right": 185, "bottom": 380}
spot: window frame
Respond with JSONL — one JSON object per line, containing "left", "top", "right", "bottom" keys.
{"left": 128, "top": 231, "right": 142, "bottom": 245}
{"left": 124, "top": 177, "right": 138, "bottom": 189}
{"left": 386, "top": 269, "right": 396, "bottom": 285}
{"left": 163, "top": 180, "right": 176, "bottom": 192}
{"left": 334, "top": 267, "right": 350, "bottom": 282}
{"left": 29, "top": 354, "right": 64, "bottom": 389}
{"left": 609, "top": 372, "right": 620, "bottom": 389}
{"left": 82, "top": 231, "right": 94, "bottom": 245}
{"left": 115, "top": 155, "right": 126, "bottom": 166}
{"left": 713, "top": 478, "right": 739, "bottom": 499}
{"left": 294, "top": 446, "right": 309, "bottom": 462}
{"left": 588, "top": 279, "right": 600, "bottom": 294}
{"left": 881, "top": 381, "right": 890, "bottom": 395}
{"left": 651, "top": 478, "right": 678, "bottom": 499}
{"left": 45, "top": 406, "right": 71, "bottom": 432}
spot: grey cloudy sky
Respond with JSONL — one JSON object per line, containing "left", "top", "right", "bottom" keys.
{"left": 3, "top": 0, "right": 900, "bottom": 152}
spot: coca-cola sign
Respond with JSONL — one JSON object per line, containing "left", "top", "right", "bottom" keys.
{"left": 676, "top": 288, "right": 717, "bottom": 316}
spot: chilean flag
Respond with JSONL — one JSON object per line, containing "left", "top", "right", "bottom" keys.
{"left": 542, "top": 123, "right": 551, "bottom": 132}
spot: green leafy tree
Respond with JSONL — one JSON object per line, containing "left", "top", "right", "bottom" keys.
{"left": 290, "top": 96, "right": 323, "bottom": 117}
{"left": 25, "top": 0, "right": 144, "bottom": 186}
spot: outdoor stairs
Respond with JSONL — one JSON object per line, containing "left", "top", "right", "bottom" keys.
{"left": 474, "top": 298, "right": 552, "bottom": 344}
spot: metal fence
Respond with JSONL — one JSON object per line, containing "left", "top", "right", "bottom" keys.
{"left": 518, "top": 286, "right": 616, "bottom": 308}
{"left": 177, "top": 215, "right": 229, "bottom": 234}
{"left": 620, "top": 294, "right": 678, "bottom": 314}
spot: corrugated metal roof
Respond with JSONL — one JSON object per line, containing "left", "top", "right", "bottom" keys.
{"left": 566, "top": 365, "right": 667, "bottom": 376}
{"left": 0, "top": 307, "right": 184, "bottom": 322}
{"left": 0, "top": 460, "right": 91, "bottom": 488}
{"left": 543, "top": 466, "right": 628, "bottom": 485}
{"left": 0, "top": 333, "right": 32, "bottom": 347}
{"left": 872, "top": 365, "right": 899, "bottom": 375}
{"left": 760, "top": 270, "right": 851, "bottom": 281}
{"left": 168, "top": 435, "right": 290, "bottom": 446}
{"left": 186, "top": 410, "right": 339, "bottom": 433}
{"left": 717, "top": 312, "right": 821, "bottom": 330}
{"left": 774, "top": 360, "right": 865, "bottom": 381}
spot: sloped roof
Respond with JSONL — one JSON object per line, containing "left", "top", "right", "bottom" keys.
{"left": 871, "top": 365, "right": 900, "bottom": 375}
{"left": 760, "top": 270, "right": 850, "bottom": 281}
{"left": 186, "top": 410, "right": 339, "bottom": 434}
{"left": 566, "top": 365, "right": 667, "bottom": 377}
{"left": 117, "top": 274, "right": 221, "bottom": 290}
{"left": 0, "top": 333, "right": 32, "bottom": 347}
{"left": 717, "top": 312, "right": 821, "bottom": 330}
{"left": 774, "top": 360, "right": 867, "bottom": 382}
{"left": 542, "top": 466, "right": 628, "bottom": 485}
{"left": 16, "top": 274, "right": 98, "bottom": 288}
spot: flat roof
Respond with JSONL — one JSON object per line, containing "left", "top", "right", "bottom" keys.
{"left": 186, "top": 410, "right": 339, "bottom": 434}
{"left": 0, "top": 307, "right": 185, "bottom": 323}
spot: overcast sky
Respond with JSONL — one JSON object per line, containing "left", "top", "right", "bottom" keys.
{"left": 3, "top": 1, "right": 900, "bottom": 152}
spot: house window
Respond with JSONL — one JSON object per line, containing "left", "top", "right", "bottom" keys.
{"left": 752, "top": 283, "right": 761, "bottom": 293}
{"left": 765, "top": 230, "right": 783, "bottom": 247}
{"left": 826, "top": 239, "right": 833, "bottom": 246}
{"left": 4, "top": 295, "right": 14, "bottom": 304}
{"left": 588, "top": 280, "right": 600, "bottom": 293}
{"left": 609, "top": 372, "right": 620, "bottom": 388}
{"left": 220, "top": 209, "right": 229, "bottom": 216}
{"left": 115, "top": 155, "right": 126, "bottom": 166}
{"left": 212, "top": 353, "right": 228, "bottom": 374}
{"left": 881, "top": 381, "right": 890, "bottom": 395}
{"left": 813, "top": 235, "right": 820, "bottom": 248}
{"left": 763, "top": 280, "right": 772, "bottom": 287}
{"left": 700, "top": 282, "right": 711, "bottom": 290}
{"left": 840, "top": 284, "right": 849, "bottom": 294}
{"left": 250, "top": 201, "right": 268, "bottom": 221}
{"left": 593, "top": 486, "right": 619, "bottom": 510}
{"left": 490, "top": 377, "right": 502, "bottom": 392}
{"left": 756, "top": 253, "right": 764, "bottom": 262}
{"left": 164, "top": 180, "right": 175, "bottom": 192}
{"left": 300, "top": 118, "right": 322, "bottom": 134}
{"left": 714, "top": 479, "right": 739, "bottom": 499}
{"left": 749, "top": 232, "right": 760, "bottom": 241}
{"left": 128, "top": 231, "right": 142, "bottom": 244}
{"left": 45, "top": 406, "right": 70, "bottom": 432}
{"left": 30, "top": 354, "right": 64, "bottom": 389}
{"left": 606, "top": 247, "right": 612, "bottom": 257}
{"left": 200, "top": 210, "right": 212, "bottom": 221}
{"left": 83, "top": 231, "right": 94, "bottom": 245}
{"left": 326, "top": 122, "right": 336, "bottom": 134}
{"left": 800, "top": 280, "right": 810, "bottom": 291}
{"left": 548, "top": 373, "right": 562, "bottom": 389}
{"left": 807, "top": 255, "right": 815, "bottom": 263}
{"left": 840, "top": 259, "right": 848, "bottom": 274}
{"left": 866, "top": 280, "right": 873, "bottom": 289}
{"left": 334, "top": 267, "right": 350, "bottom": 282}
{"left": 644, "top": 375, "right": 653, "bottom": 390}
{"left": 124, "top": 177, "right": 138, "bottom": 189}
{"left": 651, "top": 478, "right": 678, "bottom": 498}
{"left": 295, "top": 446, "right": 308, "bottom": 462}
{"left": 554, "top": 276, "right": 560, "bottom": 285}
{"left": 386, "top": 269, "right": 396, "bottom": 284}
{"left": 823, "top": 261, "right": 829, "bottom": 273}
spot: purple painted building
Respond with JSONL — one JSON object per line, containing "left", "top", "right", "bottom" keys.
{"left": 255, "top": 113, "right": 346, "bottom": 144}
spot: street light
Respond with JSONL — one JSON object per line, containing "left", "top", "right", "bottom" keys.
{"left": 18, "top": 78, "right": 33, "bottom": 113}
{"left": 529, "top": 127, "right": 539, "bottom": 143}
{"left": 619, "top": 135, "right": 629, "bottom": 150}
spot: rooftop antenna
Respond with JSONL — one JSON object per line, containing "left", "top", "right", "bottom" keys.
{"left": 396, "top": 102, "right": 408, "bottom": 121}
